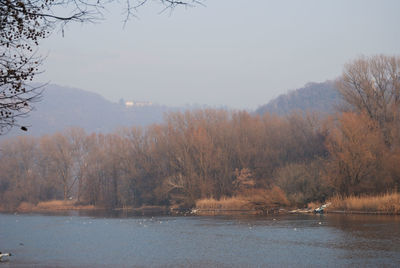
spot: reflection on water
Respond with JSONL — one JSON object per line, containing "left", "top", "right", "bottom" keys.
{"left": 34, "top": 209, "right": 169, "bottom": 218}
{"left": 0, "top": 212, "right": 399, "bottom": 267}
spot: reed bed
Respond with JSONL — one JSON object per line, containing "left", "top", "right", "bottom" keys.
{"left": 16, "top": 200, "right": 95, "bottom": 212}
{"left": 196, "top": 197, "right": 251, "bottom": 210}
{"left": 195, "top": 187, "right": 289, "bottom": 211}
{"left": 328, "top": 192, "right": 400, "bottom": 214}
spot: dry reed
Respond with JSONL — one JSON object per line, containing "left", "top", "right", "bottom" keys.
{"left": 328, "top": 192, "right": 400, "bottom": 214}
{"left": 195, "top": 186, "right": 289, "bottom": 211}
{"left": 17, "top": 200, "right": 95, "bottom": 212}
{"left": 195, "top": 196, "right": 250, "bottom": 210}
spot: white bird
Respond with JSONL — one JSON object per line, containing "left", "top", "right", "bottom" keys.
{"left": 0, "top": 252, "right": 12, "bottom": 261}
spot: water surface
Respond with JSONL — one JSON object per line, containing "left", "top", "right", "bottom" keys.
{"left": 1, "top": 212, "right": 399, "bottom": 267}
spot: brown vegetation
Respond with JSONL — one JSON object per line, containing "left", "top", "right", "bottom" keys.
{"left": 195, "top": 187, "right": 290, "bottom": 212}
{"left": 12, "top": 200, "right": 95, "bottom": 213}
{"left": 196, "top": 197, "right": 250, "bottom": 211}
{"left": 0, "top": 109, "right": 327, "bottom": 211}
{"left": 328, "top": 192, "right": 400, "bottom": 214}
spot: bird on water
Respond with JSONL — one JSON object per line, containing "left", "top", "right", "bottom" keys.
{"left": 0, "top": 252, "right": 12, "bottom": 261}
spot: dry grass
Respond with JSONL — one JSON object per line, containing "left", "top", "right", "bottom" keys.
{"left": 16, "top": 202, "right": 36, "bottom": 211}
{"left": 36, "top": 200, "right": 75, "bottom": 209}
{"left": 195, "top": 186, "right": 290, "bottom": 211}
{"left": 328, "top": 192, "right": 400, "bottom": 214}
{"left": 16, "top": 200, "right": 95, "bottom": 212}
{"left": 196, "top": 196, "right": 250, "bottom": 210}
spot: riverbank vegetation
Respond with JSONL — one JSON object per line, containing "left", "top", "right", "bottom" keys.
{"left": 196, "top": 187, "right": 289, "bottom": 211}
{"left": 15, "top": 200, "right": 96, "bottom": 212}
{"left": 1, "top": 55, "right": 400, "bottom": 214}
{"left": 327, "top": 192, "right": 400, "bottom": 214}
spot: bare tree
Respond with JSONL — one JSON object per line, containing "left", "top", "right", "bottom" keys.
{"left": 337, "top": 55, "right": 400, "bottom": 144}
{"left": 0, "top": 0, "right": 202, "bottom": 134}
{"left": 0, "top": 0, "right": 94, "bottom": 134}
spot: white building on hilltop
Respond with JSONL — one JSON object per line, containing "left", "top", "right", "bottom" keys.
{"left": 125, "top": 101, "right": 153, "bottom": 107}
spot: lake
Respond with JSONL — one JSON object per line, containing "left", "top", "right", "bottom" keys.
{"left": 1, "top": 212, "right": 399, "bottom": 267}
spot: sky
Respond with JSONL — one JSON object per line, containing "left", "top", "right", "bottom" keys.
{"left": 37, "top": 0, "right": 400, "bottom": 110}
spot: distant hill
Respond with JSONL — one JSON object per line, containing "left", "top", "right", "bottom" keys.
{"left": 3, "top": 84, "right": 176, "bottom": 138}
{"left": 255, "top": 81, "right": 343, "bottom": 116}
{"left": 2, "top": 81, "right": 343, "bottom": 138}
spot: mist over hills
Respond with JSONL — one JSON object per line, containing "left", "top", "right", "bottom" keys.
{"left": 4, "top": 84, "right": 176, "bottom": 138}
{"left": 255, "top": 80, "right": 343, "bottom": 116}
{"left": 3, "top": 81, "right": 343, "bottom": 138}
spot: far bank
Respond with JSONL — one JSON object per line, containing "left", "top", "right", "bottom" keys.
{"left": 1, "top": 192, "right": 399, "bottom": 216}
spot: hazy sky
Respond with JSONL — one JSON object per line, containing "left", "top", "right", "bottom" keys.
{"left": 37, "top": 0, "right": 400, "bottom": 110}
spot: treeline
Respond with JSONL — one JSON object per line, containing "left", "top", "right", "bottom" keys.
{"left": 1, "top": 55, "right": 399, "bottom": 210}
{"left": 0, "top": 111, "right": 328, "bottom": 209}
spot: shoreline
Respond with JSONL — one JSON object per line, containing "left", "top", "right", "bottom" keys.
{"left": 0, "top": 201, "right": 175, "bottom": 215}
{"left": 1, "top": 200, "right": 399, "bottom": 216}
{"left": 1, "top": 207, "right": 399, "bottom": 216}
{"left": 193, "top": 209, "right": 400, "bottom": 216}
{"left": 193, "top": 207, "right": 282, "bottom": 216}
{"left": 326, "top": 210, "right": 400, "bottom": 215}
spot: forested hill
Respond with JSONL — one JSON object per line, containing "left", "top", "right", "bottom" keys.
{"left": 4, "top": 84, "right": 175, "bottom": 137}
{"left": 255, "top": 81, "right": 343, "bottom": 116}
